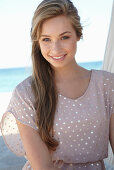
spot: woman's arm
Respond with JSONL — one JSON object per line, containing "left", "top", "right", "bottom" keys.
{"left": 109, "top": 114, "right": 114, "bottom": 153}
{"left": 16, "top": 120, "right": 60, "bottom": 170}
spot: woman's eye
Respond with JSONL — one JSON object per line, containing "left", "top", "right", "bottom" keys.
{"left": 42, "top": 38, "right": 50, "bottom": 42}
{"left": 61, "top": 36, "right": 70, "bottom": 40}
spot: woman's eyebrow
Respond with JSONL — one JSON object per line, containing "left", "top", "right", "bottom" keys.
{"left": 41, "top": 31, "right": 72, "bottom": 37}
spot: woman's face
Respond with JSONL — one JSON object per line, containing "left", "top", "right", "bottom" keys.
{"left": 38, "top": 15, "right": 80, "bottom": 69}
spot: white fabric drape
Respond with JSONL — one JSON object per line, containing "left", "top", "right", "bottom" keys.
{"left": 102, "top": 0, "right": 114, "bottom": 167}
{"left": 102, "top": 1, "right": 114, "bottom": 73}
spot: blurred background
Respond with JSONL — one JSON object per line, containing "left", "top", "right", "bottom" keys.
{"left": 0, "top": 0, "right": 113, "bottom": 92}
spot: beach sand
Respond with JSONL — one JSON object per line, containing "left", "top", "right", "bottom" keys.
{"left": 0, "top": 92, "right": 12, "bottom": 136}
{"left": 0, "top": 92, "right": 26, "bottom": 170}
{"left": 0, "top": 92, "right": 12, "bottom": 122}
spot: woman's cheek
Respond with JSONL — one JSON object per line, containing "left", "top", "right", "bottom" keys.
{"left": 40, "top": 43, "right": 49, "bottom": 52}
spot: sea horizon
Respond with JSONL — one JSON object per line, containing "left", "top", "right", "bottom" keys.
{"left": 0, "top": 60, "right": 103, "bottom": 70}
{"left": 0, "top": 60, "right": 103, "bottom": 93}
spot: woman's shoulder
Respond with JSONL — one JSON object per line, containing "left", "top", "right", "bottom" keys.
{"left": 93, "top": 69, "right": 114, "bottom": 96}
{"left": 92, "top": 69, "right": 114, "bottom": 80}
{"left": 16, "top": 76, "right": 33, "bottom": 91}
{"left": 12, "top": 76, "right": 35, "bottom": 103}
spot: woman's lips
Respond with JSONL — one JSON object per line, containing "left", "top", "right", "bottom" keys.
{"left": 51, "top": 54, "right": 66, "bottom": 61}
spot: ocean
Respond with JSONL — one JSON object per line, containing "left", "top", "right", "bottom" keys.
{"left": 0, "top": 61, "right": 103, "bottom": 92}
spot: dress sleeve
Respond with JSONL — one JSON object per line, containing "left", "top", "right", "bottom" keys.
{"left": 0, "top": 85, "right": 38, "bottom": 157}
{"left": 103, "top": 71, "right": 114, "bottom": 116}
{"left": 109, "top": 73, "right": 114, "bottom": 114}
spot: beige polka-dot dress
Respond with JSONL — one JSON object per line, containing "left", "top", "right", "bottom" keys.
{"left": 1, "top": 69, "right": 114, "bottom": 170}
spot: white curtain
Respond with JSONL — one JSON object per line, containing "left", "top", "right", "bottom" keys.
{"left": 102, "top": 1, "right": 114, "bottom": 73}
{"left": 102, "top": 0, "right": 114, "bottom": 167}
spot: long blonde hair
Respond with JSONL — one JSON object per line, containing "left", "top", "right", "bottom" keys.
{"left": 31, "top": 0, "right": 83, "bottom": 151}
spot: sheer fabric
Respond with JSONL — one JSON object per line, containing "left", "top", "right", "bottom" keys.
{"left": 1, "top": 69, "right": 114, "bottom": 170}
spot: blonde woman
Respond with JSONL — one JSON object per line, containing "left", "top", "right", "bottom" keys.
{"left": 1, "top": 0, "right": 114, "bottom": 169}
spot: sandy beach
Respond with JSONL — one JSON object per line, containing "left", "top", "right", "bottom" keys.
{"left": 0, "top": 92, "right": 12, "bottom": 136}
{"left": 0, "top": 92, "right": 12, "bottom": 122}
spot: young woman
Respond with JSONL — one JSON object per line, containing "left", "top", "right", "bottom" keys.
{"left": 1, "top": 0, "right": 114, "bottom": 169}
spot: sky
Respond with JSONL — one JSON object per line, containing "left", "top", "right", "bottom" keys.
{"left": 0, "top": 0, "right": 113, "bottom": 69}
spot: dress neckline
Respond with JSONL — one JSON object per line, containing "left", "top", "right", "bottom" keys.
{"left": 58, "top": 69, "right": 95, "bottom": 101}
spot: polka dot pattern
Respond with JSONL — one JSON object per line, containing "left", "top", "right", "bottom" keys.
{"left": 1, "top": 70, "right": 114, "bottom": 170}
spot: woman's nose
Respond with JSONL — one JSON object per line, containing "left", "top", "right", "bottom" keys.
{"left": 50, "top": 41, "right": 62, "bottom": 54}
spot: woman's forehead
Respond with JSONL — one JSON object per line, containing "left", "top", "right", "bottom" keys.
{"left": 40, "top": 15, "right": 74, "bottom": 36}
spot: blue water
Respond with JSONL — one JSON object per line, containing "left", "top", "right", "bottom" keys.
{"left": 0, "top": 61, "right": 103, "bottom": 92}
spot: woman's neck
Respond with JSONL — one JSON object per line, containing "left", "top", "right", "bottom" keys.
{"left": 53, "top": 61, "right": 86, "bottom": 83}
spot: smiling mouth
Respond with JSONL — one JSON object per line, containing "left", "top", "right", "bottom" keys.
{"left": 51, "top": 54, "right": 66, "bottom": 61}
